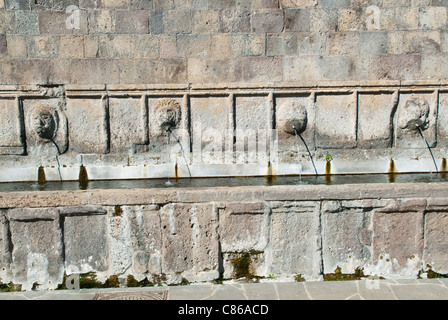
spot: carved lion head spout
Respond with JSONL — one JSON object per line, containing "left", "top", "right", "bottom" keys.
{"left": 154, "top": 99, "right": 181, "bottom": 135}
{"left": 399, "top": 96, "right": 430, "bottom": 132}
{"left": 31, "top": 106, "right": 59, "bottom": 141}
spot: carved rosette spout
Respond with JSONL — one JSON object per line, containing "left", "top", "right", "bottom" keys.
{"left": 154, "top": 98, "right": 182, "bottom": 136}
{"left": 399, "top": 95, "right": 430, "bottom": 132}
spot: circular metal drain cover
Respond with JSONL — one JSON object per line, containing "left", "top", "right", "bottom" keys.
{"left": 93, "top": 290, "right": 168, "bottom": 300}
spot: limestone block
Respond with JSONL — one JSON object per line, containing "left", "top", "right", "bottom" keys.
{"left": 360, "top": 31, "right": 388, "bottom": 55}
{"left": 192, "top": 10, "right": 220, "bottom": 33}
{"left": 130, "top": 0, "right": 153, "bottom": 9}
{"left": 177, "top": 34, "right": 212, "bottom": 58}
{"left": 61, "top": 208, "right": 108, "bottom": 274}
{"left": 423, "top": 211, "right": 448, "bottom": 274}
{"left": 150, "top": 10, "right": 164, "bottom": 34}
{"left": 58, "top": 35, "right": 84, "bottom": 59}
{"left": 190, "top": 96, "right": 230, "bottom": 164}
{"left": 338, "top": 8, "right": 367, "bottom": 31}
{"left": 65, "top": 97, "right": 108, "bottom": 153}
{"left": 284, "top": 8, "right": 310, "bottom": 31}
{"left": 220, "top": 202, "right": 270, "bottom": 278}
{"left": 0, "top": 0, "right": 4, "bottom": 7}
{"left": 126, "top": 205, "right": 163, "bottom": 277}
{"left": 159, "top": 35, "right": 177, "bottom": 59}
{"left": 87, "top": 9, "right": 114, "bottom": 33}
{"left": 371, "top": 209, "right": 424, "bottom": 277}
{"left": 0, "top": 11, "right": 15, "bottom": 34}
{"left": 328, "top": 31, "right": 360, "bottom": 56}
{"left": 266, "top": 33, "right": 298, "bottom": 56}
{"left": 280, "top": 0, "right": 317, "bottom": 7}
{"left": 358, "top": 91, "right": 398, "bottom": 148}
{"left": 235, "top": 95, "right": 271, "bottom": 163}
{"left": 283, "top": 56, "right": 321, "bottom": 82}
{"left": 309, "top": 8, "right": 338, "bottom": 32}
{"left": 22, "top": 98, "right": 69, "bottom": 155}
{"left": 239, "top": 57, "right": 283, "bottom": 82}
{"left": 8, "top": 208, "right": 64, "bottom": 291}
{"left": 395, "top": 92, "right": 438, "bottom": 148}
{"left": 321, "top": 200, "right": 372, "bottom": 274}
{"left": 251, "top": 9, "right": 284, "bottom": 33}
{"left": 188, "top": 58, "right": 236, "bottom": 84}
{"left": 219, "top": 8, "right": 251, "bottom": 33}
{"left": 438, "top": 93, "right": 448, "bottom": 145}
{"left": 163, "top": 9, "right": 192, "bottom": 34}
{"left": 70, "top": 58, "right": 120, "bottom": 84}
{"left": 370, "top": 54, "right": 421, "bottom": 80}
{"left": 15, "top": 11, "right": 39, "bottom": 35}
{"left": 25, "top": 36, "right": 58, "bottom": 59}
{"left": 103, "top": 0, "right": 129, "bottom": 8}
{"left": 268, "top": 201, "right": 321, "bottom": 280}
{"left": 118, "top": 59, "right": 165, "bottom": 84}
{"left": 114, "top": 10, "right": 149, "bottom": 34}
{"left": 109, "top": 97, "right": 148, "bottom": 154}
{"left": 231, "top": 33, "right": 265, "bottom": 57}
{"left": 418, "top": 6, "right": 447, "bottom": 30}
{"left": 29, "top": 0, "right": 52, "bottom": 9}
{"left": 0, "top": 211, "right": 11, "bottom": 280}
{"left": 4, "top": 0, "right": 28, "bottom": 9}
{"left": 0, "top": 98, "right": 24, "bottom": 155}
{"left": 39, "top": 10, "right": 88, "bottom": 35}
{"left": 315, "top": 92, "right": 357, "bottom": 149}
{"left": 160, "top": 203, "right": 219, "bottom": 283}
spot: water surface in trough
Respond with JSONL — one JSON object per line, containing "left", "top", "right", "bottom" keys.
{"left": 0, "top": 173, "right": 447, "bottom": 192}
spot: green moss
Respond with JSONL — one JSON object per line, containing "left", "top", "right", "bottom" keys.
{"left": 126, "top": 275, "right": 154, "bottom": 287}
{"left": 418, "top": 265, "right": 448, "bottom": 279}
{"left": 230, "top": 250, "right": 263, "bottom": 280}
{"left": 323, "top": 266, "right": 366, "bottom": 281}
{"left": 0, "top": 280, "right": 21, "bottom": 292}
{"left": 294, "top": 274, "right": 305, "bottom": 282}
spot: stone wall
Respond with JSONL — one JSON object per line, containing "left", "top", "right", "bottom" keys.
{"left": 1, "top": 0, "right": 448, "bottom": 84}
{"left": 0, "top": 182, "right": 447, "bottom": 290}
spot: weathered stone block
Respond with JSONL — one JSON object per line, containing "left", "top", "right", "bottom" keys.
{"left": 53, "top": 0, "right": 80, "bottom": 10}
{"left": 423, "top": 211, "right": 448, "bottom": 274}
{"left": 234, "top": 95, "right": 271, "bottom": 163}
{"left": 29, "top": 0, "right": 52, "bottom": 10}
{"left": 266, "top": 33, "right": 298, "bottom": 56}
{"left": 395, "top": 92, "right": 438, "bottom": 148}
{"left": 231, "top": 33, "right": 265, "bottom": 57}
{"left": 70, "top": 58, "right": 120, "bottom": 84}
{"left": 6, "top": 35, "right": 26, "bottom": 58}
{"left": 268, "top": 201, "right": 321, "bottom": 280}
{"left": 321, "top": 201, "right": 372, "bottom": 274}
{"left": 114, "top": 10, "right": 149, "bottom": 34}
{"left": 284, "top": 8, "right": 310, "bottom": 32}
{"left": 190, "top": 96, "right": 230, "bottom": 163}
{"left": 150, "top": 9, "right": 164, "bottom": 34}
{"left": 360, "top": 31, "right": 388, "bottom": 54}
{"left": 0, "top": 58, "right": 52, "bottom": 85}
{"left": 62, "top": 208, "right": 108, "bottom": 274}
{"left": 328, "top": 31, "right": 360, "bottom": 55}
{"left": 0, "top": 211, "right": 11, "bottom": 280}
{"left": 39, "top": 10, "right": 88, "bottom": 35}
{"left": 219, "top": 8, "right": 251, "bottom": 33}
{"left": 59, "top": 35, "right": 84, "bottom": 58}
{"left": 109, "top": 97, "right": 148, "bottom": 154}
{"left": 280, "top": 0, "right": 317, "bottom": 8}
{"left": 315, "top": 93, "right": 357, "bottom": 148}
{"left": 192, "top": 10, "right": 220, "bottom": 33}
{"left": 309, "top": 8, "right": 338, "bottom": 32}
{"left": 0, "top": 11, "right": 15, "bottom": 34}
{"left": 238, "top": 57, "right": 283, "bottom": 82}
{"left": 159, "top": 35, "right": 177, "bottom": 59}
{"left": 371, "top": 209, "right": 424, "bottom": 277}
{"left": 177, "top": 34, "right": 212, "bottom": 58}
{"left": 251, "top": 9, "right": 284, "bottom": 33}
{"left": 160, "top": 203, "right": 219, "bottom": 283}
{"left": 437, "top": 92, "right": 448, "bottom": 145}
{"left": 118, "top": 59, "right": 164, "bottom": 84}
{"left": 103, "top": 0, "right": 129, "bottom": 8}
{"left": 26, "top": 36, "right": 58, "bottom": 59}
{"left": 358, "top": 91, "right": 398, "bottom": 148}
{"left": 4, "top": 0, "right": 27, "bottom": 9}
{"left": 130, "top": 0, "right": 153, "bottom": 9}
{"left": 283, "top": 56, "right": 321, "bottom": 82}
{"left": 88, "top": 9, "right": 114, "bottom": 34}
{"left": 126, "top": 205, "right": 162, "bottom": 277}
{"left": 418, "top": 6, "right": 447, "bottom": 30}
{"left": 188, "top": 58, "right": 236, "bottom": 83}
{"left": 0, "top": 98, "right": 23, "bottom": 155}
{"left": 65, "top": 97, "right": 108, "bottom": 153}
{"left": 22, "top": 97, "right": 69, "bottom": 155}
{"left": 8, "top": 208, "right": 64, "bottom": 291}
{"left": 370, "top": 54, "right": 421, "bottom": 80}
{"left": 15, "top": 11, "right": 39, "bottom": 35}
{"left": 163, "top": 9, "right": 192, "bottom": 34}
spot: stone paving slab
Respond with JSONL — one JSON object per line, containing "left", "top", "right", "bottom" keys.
{"left": 0, "top": 279, "right": 448, "bottom": 300}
